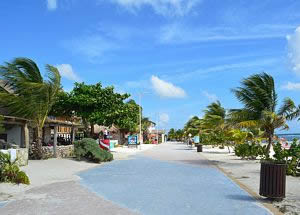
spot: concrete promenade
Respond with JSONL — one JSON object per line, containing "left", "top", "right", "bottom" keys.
{"left": 0, "top": 142, "right": 272, "bottom": 215}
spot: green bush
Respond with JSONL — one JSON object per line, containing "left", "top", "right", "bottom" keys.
{"left": 272, "top": 141, "right": 300, "bottom": 176}
{"left": 235, "top": 143, "right": 267, "bottom": 160}
{"left": 144, "top": 140, "right": 151, "bottom": 144}
{"left": 0, "top": 152, "right": 30, "bottom": 185}
{"left": 74, "top": 138, "right": 113, "bottom": 163}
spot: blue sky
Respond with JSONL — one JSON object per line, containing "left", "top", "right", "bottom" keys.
{"left": 1, "top": 0, "right": 300, "bottom": 132}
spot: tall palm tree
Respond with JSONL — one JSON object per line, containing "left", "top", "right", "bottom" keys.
{"left": 0, "top": 58, "right": 61, "bottom": 158}
{"left": 201, "top": 101, "right": 230, "bottom": 147}
{"left": 231, "top": 73, "right": 292, "bottom": 155}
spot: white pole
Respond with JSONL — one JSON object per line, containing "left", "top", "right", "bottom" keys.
{"left": 156, "top": 113, "right": 159, "bottom": 144}
{"left": 139, "top": 93, "right": 142, "bottom": 149}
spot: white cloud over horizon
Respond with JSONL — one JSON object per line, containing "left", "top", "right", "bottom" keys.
{"left": 151, "top": 75, "right": 186, "bottom": 98}
{"left": 56, "top": 64, "right": 81, "bottom": 82}
{"left": 105, "top": 0, "right": 201, "bottom": 16}
{"left": 159, "top": 113, "right": 170, "bottom": 125}
{"left": 202, "top": 91, "right": 218, "bottom": 102}
{"left": 287, "top": 26, "right": 300, "bottom": 76}
{"left": 281, "top": 82, "right": 300, "bottom": 91}
{"left": 47, "top": 0, "right": 57, "bottom": 10}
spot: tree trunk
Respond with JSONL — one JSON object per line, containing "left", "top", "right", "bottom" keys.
{"left": 82, "top": 118, "right": 89, "bottom": 138}
{"left": 90, "top": 124, "right": 94, "bottom": 137}
{"left": 35, "top": 126, "right": 43, "bottom": 159}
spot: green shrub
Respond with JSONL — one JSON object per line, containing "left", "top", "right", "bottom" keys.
{"left": 271, "top": 141, "right": 300, "bottom": 176}
{"left": 235, "top": 143, "right": 267, "bottom": 160}
{"left": 74, "top": 138, "right": 113, "bottom": 163}
{"left": 144, "top": 140, "right": 151, "bottom": 144}
{"left": 0, "top": 152, "right": 30, "bottom": 185}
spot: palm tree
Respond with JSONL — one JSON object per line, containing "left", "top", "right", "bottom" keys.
{"left": 183, "top": 116, "right": 201, "bottom": 137}
{"left": 142, "top": 117, "right": 152, "bottom": 142}
{"left": 231, "top": 73, "right": 292, "bottom": 155}
{"left": 200, "top": 101, "right": 232, "bottom": 148}
{"left": 0, "top": 58, "right": 61, "bottom": 158}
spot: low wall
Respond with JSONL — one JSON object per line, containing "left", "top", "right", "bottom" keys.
{"left": 41, "top": 145, "right": 74, "bottom": 159}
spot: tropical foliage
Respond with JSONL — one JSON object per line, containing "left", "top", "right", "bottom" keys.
{"left": 272, "top": 140, "right": 300, "bottom": 176}
{"left": 167, "top": 128, "right": 184, "bottom": 141}
{"left": 0, "top": 115, "right": 4, "bottom": 134}
{"left": 51, "top": 82, "right": 130, "bottom": 136}
{"left": 142, "top": 117, "right": 153, "bottom": 142}
{"left": 180, "top": 72, "right": 300, "bottom": 176}
{"left": 74, "top": 138, "right": 113, "bottom": 163}
{"left": 231, "top": 73, "right": 292, "bottom": 156}
{"left": 0, "top": 58, "right": 61, "bottom": 159}
{"left": 0, "top": 152, "right": 30, "bottom": 184}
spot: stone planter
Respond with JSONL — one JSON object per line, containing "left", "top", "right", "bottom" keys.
{"left": 259, "top": 162, "right": 286, "bottom": 199}
{"left": 197, "top": 144, "right": 203, "bottom": 152}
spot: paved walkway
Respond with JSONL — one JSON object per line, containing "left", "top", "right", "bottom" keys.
{"left": 79, "top": 142, "right": 271, "bottom": 215}
{"left": 0, "top": 142, "right": 272, "bottom": 215}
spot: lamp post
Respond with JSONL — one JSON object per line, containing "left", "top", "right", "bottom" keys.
{"left": 138, "top": 92, "right": 150, "bottom": 149}
{"left": 138, "top": 93, "right": 142, "bottom": 149}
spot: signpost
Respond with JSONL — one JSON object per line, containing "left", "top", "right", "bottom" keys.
{"left": 128, "top": 135, "right": 138, "bottom": 148}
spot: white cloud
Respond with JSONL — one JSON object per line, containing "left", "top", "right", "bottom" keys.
{"left": 167, "top": 58, "right": 279, "bottom": 83}
{"left": 202, "top": 91, "right": 218, "bottom": 102}
{"left": 159, "top": 113, "right": 170, "bottom": 125}
{"left": 105, "top": 0, "right": 201, "bottom": 16}
{"left": 160, "top": 23, "right": 294, "bottom": 44}
{"left": 151, "top": 75, "right": 186, "bottom": 98}
{"left": 287, "top": 26, "right": 300, "bottom": 75}
{"left": 64, "top": 35, "right": 119, "bottom": 62}
{"left": 281, "top": 82, "right": 300, "bottom": 90}
{"left": 47, "top": 0, "right": 57, "bottom": 10}
{"left": 56, "top": 64, "right": 81, "bottom": 82}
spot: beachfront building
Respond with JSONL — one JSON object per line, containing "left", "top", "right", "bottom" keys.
{"left": 148, "top": 129, "right": 166, "bottom": 144}
{"left": 0, "top": 110, "right": 84, "bottom": 163}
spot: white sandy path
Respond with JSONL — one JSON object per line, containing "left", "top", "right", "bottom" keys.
{"left": 0, "top": 144, "right": 157, "bottom": 201}
{"left": 200, "top": 145, "right": 300, "bottom": 215}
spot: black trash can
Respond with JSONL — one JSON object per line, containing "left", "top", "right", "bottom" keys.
{"left": 259, "top": 162, "right": 286, "bottom": 199}
{"left": 197, "top": 144, "right": 203, "bottom": 152}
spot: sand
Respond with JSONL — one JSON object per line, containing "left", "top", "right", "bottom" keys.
{"left": 0, "top": 144, "right": 156, "bottom": 202}
{"left": 200, "top": 145, "right": 300, "bottom": 215}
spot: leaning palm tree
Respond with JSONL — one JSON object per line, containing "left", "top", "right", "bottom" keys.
{"left": 0, "top": 58, "right": 61, "bottom": 158}
{"left": 183, "top": 116, "right": 201, "bottom": 137}
{"left": 231, "top": 73, "right": 293, "bottom": 155}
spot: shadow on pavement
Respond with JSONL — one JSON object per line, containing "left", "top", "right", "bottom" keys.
{"left": 177, "top": 159, "right": 212, "bottom": 167}
{"left": 226, "top": 194, "right": 257, "bottom": 202}
{"left": 174, "top": 148, "right": 195, "bottom": 151}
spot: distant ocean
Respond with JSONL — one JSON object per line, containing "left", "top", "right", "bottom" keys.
{"left": 276, "top": 134, "right": 300, "bottom": 142}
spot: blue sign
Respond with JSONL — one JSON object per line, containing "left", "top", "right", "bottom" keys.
{"left": 193, "top": 136, "right": 200, "bottom": 144}
{"left": 128, "top": 135, "right": 138, "bottom": 145}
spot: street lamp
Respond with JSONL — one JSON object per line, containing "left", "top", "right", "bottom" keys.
{"left": 138, "top": 92, "right": 150, "bottom": 149}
